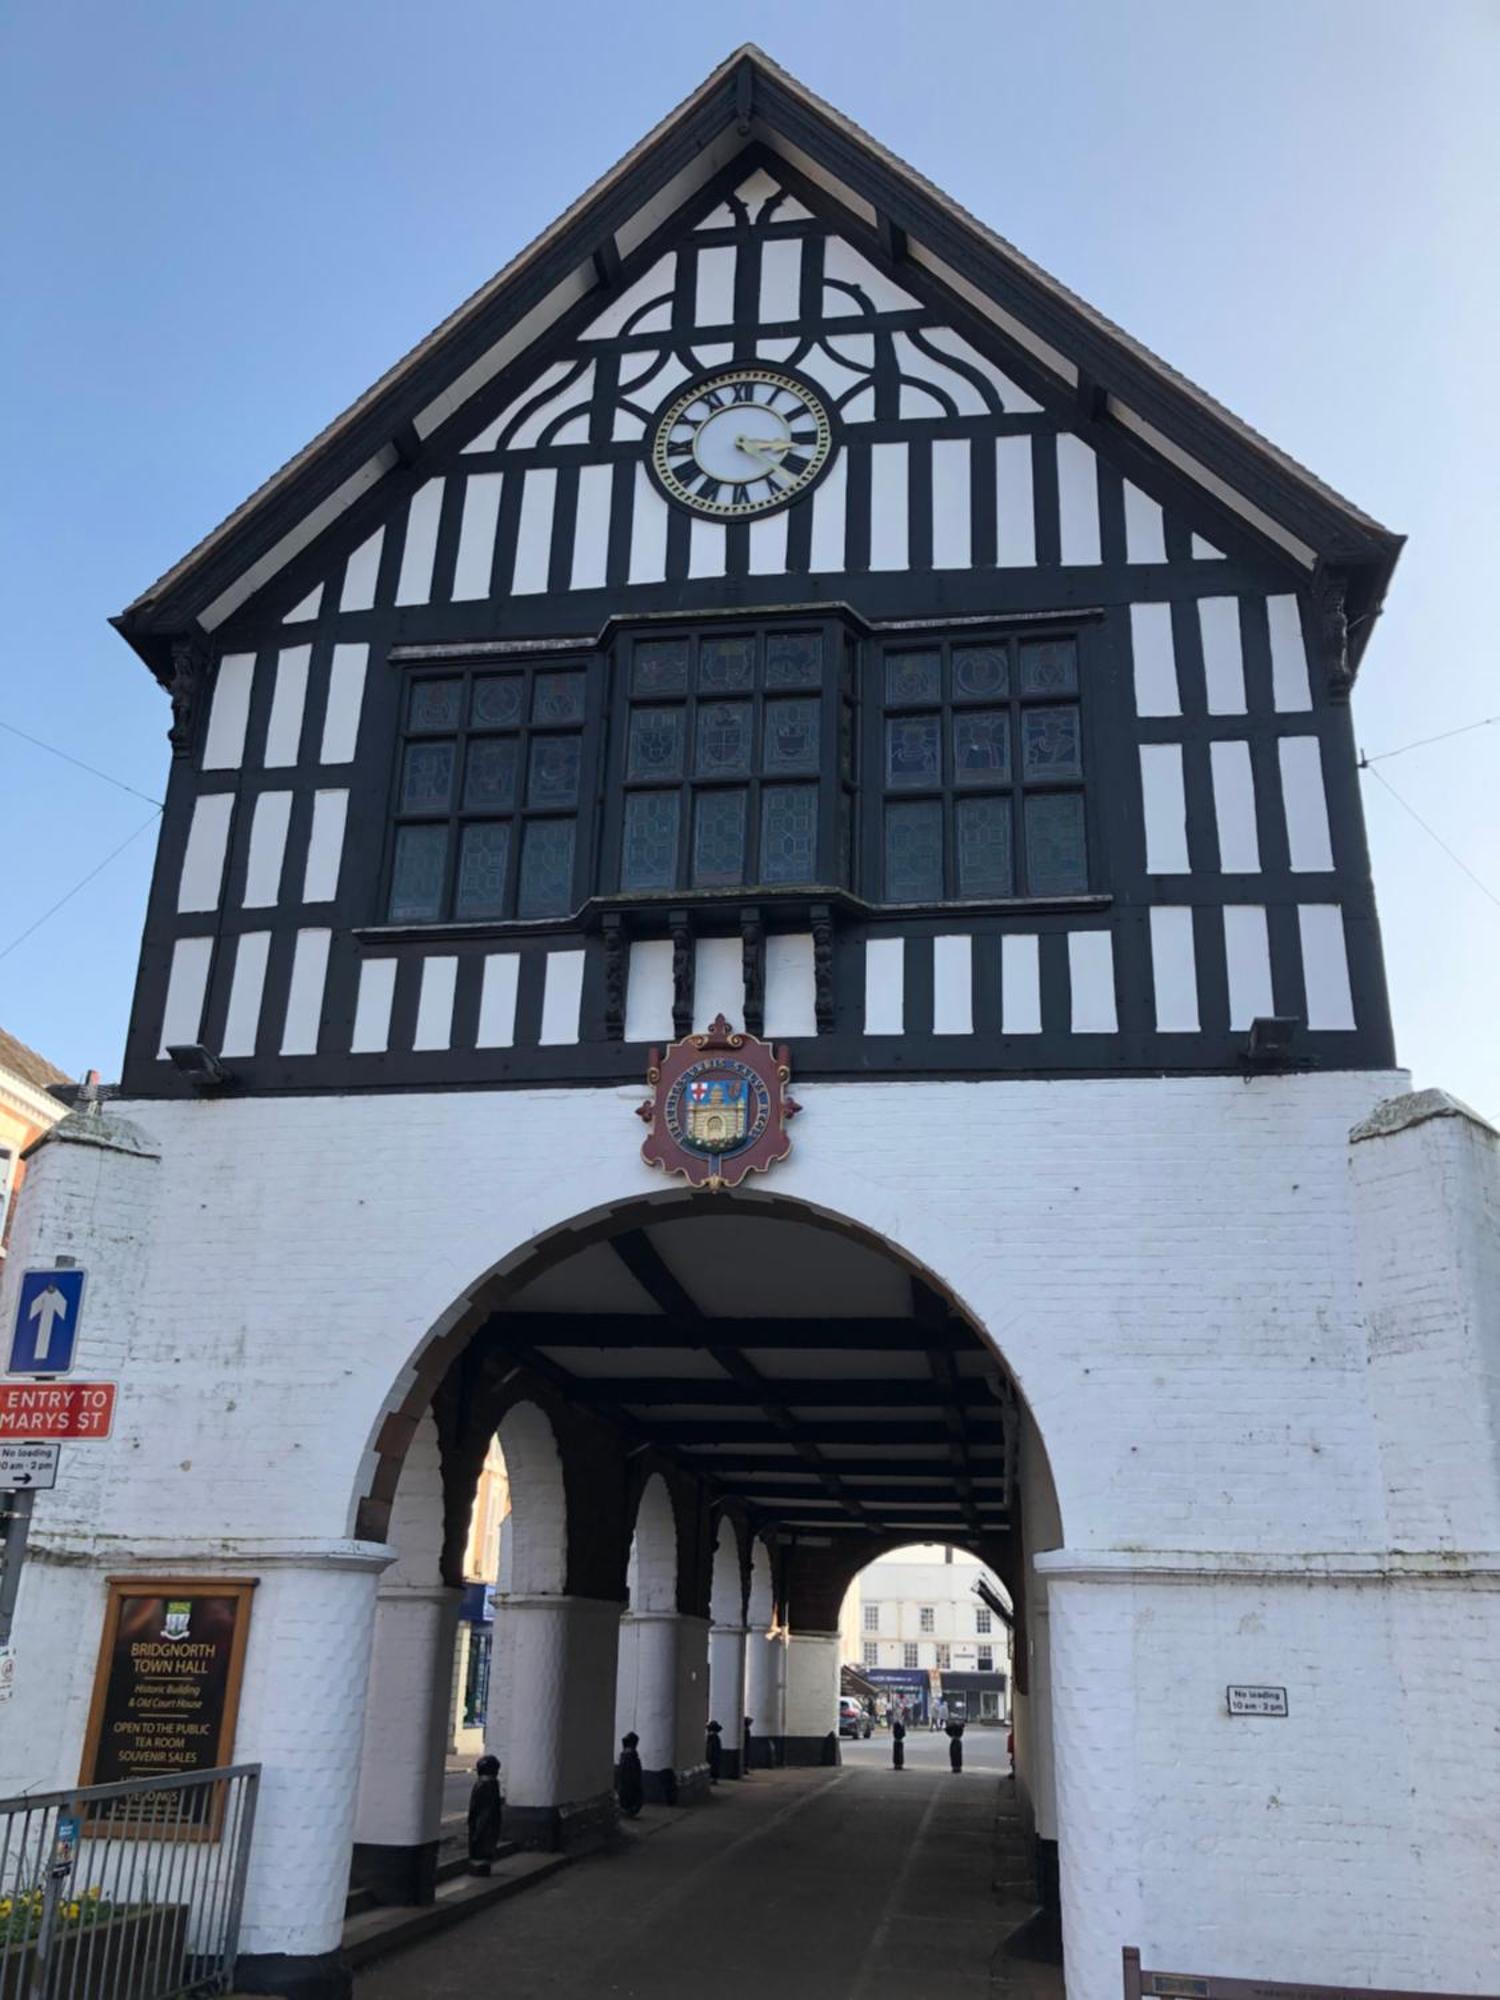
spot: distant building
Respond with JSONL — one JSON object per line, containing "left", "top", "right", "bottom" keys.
{"left": 842, "top": 1545, "right": 1012, "bottom": 1722}
{"left": 450, "top": 1435, "right": 511, "bottom": 1756}
{"left": 0, "top": 1030, "right": 70, "bottom": 1260}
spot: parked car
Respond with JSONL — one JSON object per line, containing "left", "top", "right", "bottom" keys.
{"left": 838, "top": 1696, "right": 873, "bottom": 1739}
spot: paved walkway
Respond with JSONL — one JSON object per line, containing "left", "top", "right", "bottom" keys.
{"left": 358, "top": 1736, "right": 1060, "bottom": 1999}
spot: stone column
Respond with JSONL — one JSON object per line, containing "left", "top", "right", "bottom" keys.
{"left": 707, "top": 1622, "right": 748, "bottom": 1778}
{"left": 743, "top": 1623, "right": 785, "bottom": 1766}
{"left": 782, "top": 1628, "right": 841, "bottom": 1765}
{"left": 352, "top": 1583, "right": 463, "bottom": 1905}
{"left": 615, "top": 1610, "right": 711, "bottom": 1802}
{"left": 498, "top": 1594, "right": 621, "bottom": 1850}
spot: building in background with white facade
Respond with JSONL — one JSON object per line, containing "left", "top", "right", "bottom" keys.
{"left": 842, "top": 1544, "right": 1011, "bottom": 1723}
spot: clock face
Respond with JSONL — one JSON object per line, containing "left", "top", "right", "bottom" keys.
{"left": 650, "top": 367, "right": 836, "bottom": 519}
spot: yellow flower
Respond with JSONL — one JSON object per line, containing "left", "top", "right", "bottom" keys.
{"left": 65, "top": 1902, "right": 81, "bottom": 1919}
{"left": 0, "top": 1898, "right": 12, "bottom": 1916}
{"left": 87, "top": 1886, "right": 101, "bottom": 1899}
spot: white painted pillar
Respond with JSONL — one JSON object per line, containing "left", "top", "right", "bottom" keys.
{"left": 615, "top": 1610, "right": 711, "bottom": 1799}
{"left": 497, "top": 1594, "right": 621, "bottom": 1849}
{"left": 353, "top": 1583, "right": 463, "bottom": 1901}
{"left": 783, "top": 1629, "right": 841, "bottom": 1763}
{"left": 744, "top": 1623, "right": 785, "bottom": 1763}
{"left": 708, "top": 1623, "right": 748, "bottom": 1776}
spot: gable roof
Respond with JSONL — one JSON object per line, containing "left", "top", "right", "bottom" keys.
{"left": 0, "top": 1026, "right": 72, "bottom": 1096}
{"left": 114, "top": 44, "right": 1401, "bottom": 677}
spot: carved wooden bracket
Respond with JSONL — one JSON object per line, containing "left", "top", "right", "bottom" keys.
{"left": 810, "top": 903, "right": 836, "bottom": 1033}
{"left": 740, "top": 907, "right": 765, "bottom": 1037}
{"left": 669, "top": 909, "right": 693, "bottom": 1038}
{"left": 602, "top": 913, "right": 628, "bottom": 1041}
{"left": 166, "top": 634, "right": 208, "bottom": 759}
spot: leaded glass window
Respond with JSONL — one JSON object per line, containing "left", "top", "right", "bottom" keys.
{"left": 386, "top": 659, "right": 592, "bottom": 923}
{"left": 877, "top": 631, "right": 1087, "bottom": 902}
{"left": 614, "top": 624, "right": 843, "bottom": 893}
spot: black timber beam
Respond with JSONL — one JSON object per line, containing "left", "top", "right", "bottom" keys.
{"left": 640, "top": 1419, "right": 1003, "bottom": 1445}
{"left": 914, "top": 1276, "right": 985, "bottom": 1539}
{"left": 507, "top": 1313, "right": 976, "bottom": 1350}
{"left": 556, "top": 1377, "right": 999, "bottom": 1409}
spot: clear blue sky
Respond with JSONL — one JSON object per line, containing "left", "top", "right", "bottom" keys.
{"left": 2, "top": 0, "right": 1496, "bottom": 1113}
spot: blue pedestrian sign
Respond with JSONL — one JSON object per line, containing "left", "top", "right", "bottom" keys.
{"left": 8, "top": 1269, "right": 86, "bottom": 1377}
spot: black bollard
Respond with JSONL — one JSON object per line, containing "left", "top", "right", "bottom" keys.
{"left": 467, "top": 1754, "right": 503, "bottom": 1874}
{"left": 946, "top": 1720, "right": 965, "bottom": 1772}
{"left": 706, "top": 1719, "right": 723, "bottom": 1783}
{"left": 616, "top": 1731, "right": 644, "bottom": 1818}
{"left": 892, "top": 1717, "right": 906, "bottom": 1770}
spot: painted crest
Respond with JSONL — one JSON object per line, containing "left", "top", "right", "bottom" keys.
{"left": 162, "top": 1600, "right": 192, "bottom": 1642}
{"left": 637, "top": 1016, "right": 800, "bottom": 1190}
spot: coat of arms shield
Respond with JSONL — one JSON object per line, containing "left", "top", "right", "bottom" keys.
{"left": 637, "top": 1015, "right": 800, "bottom": 1190}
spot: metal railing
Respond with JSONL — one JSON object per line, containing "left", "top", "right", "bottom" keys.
{"left": 0, "top": 1766, "right": 258, "bottom": 2000}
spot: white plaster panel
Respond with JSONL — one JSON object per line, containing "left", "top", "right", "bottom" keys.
{"left": 201, "top": 653, "right": 256, "bottom": 771}
{"left": 302, "top": 790, "right": 348, "bottom": 905}
{"left": 823, "top": 236, "right": 919, "bottom": 313}
{"left": 1055, "top": 434, "right": 1100, "bottom": 565}
{"left": 264, "top": 646, "right": 311, "bottom": 768}
{"left": 1223, "top": 905, "right": 1274, "bottom": 1030}
{"left": 539, "top": 950, "right": 585, "bottom": 1045}
{"left": 351, "top": 958, "right": 398, "bottom": 1055}
{"left": 1191, "top": 533, "right": 1225, "bottom": 559}
{"left": 747, "top": 508, "right": 789, "bottom": 576}
{"left": 932, "top": 935, "right": 974, "bottom": 1035}
{"left": 1129, "top": 604, "right": 1180, "bottom": 716}
{"left": 452, "top": 473, "right": 503, "bottom": 600}
{"left": 995, "top": 436, "right": 1036, "bottom": 566}
{"left": 280, "top": 929, "right": 331, "bottom": 1055}
{"left": 1123, "top": 482, "right": 1167, "bottom": 563}
{"left": 1211, "top": 740, "right": 1261, "bottom": 872}
{"left": 339, "top": 528, "right": 383, "bottom": 613}
{"left": 157, "top": 935, "right": 213, "bottom": 1057}
{"left": 764, "top": 933, "right": 817, "bottom": 1039}
{"left": 694, "top": 935, "right": 743, "bottom": 1030}
{"left": 694, "top": 244, "right": 736, "bottom": 326}
{"left": 283, "top": 582, "right": 322, "bottom": 624}
{"left": 1068, "top": 931, "right": 1117, "bottom": 1033}
{"left": 1280, "top": 736, "right": 1335, "bottom": 871}
{"left": 1298, "top": 905, "right": 1355, "bottom": 1030}
{"left": 625, "top": 939, "right": 674, "bottom": 1044}
{"left": 1198, "top": 596, "right": 1246, "bottom": 713}
{"left": 808, "top": 451, "right": 848, "bottom": 572}
{"left": 759, "top": 237, "right": 801, "bottom": 321}
{"left": 628, "top": 464, "right": 669, "bottom": 584}
{"left": 1139, "top": 745, "right": 1189, "bottom": 874}
{"left": 243, "top": 791, "right": 293, "bottom": 908}
{"left": 1267, "top": 594, "right": 1312, "bottom": 711}
{"left": 476, "top": 954, "right": 519, "bottom": 1049}
{"left": 1001, "top": 934, "right": 1041, "bottom": 1034}
{"left": 320, "top": 644, "right": 368, "bottom": 764}
{"left": 579, "top": 254, "right": 675, "bottom": 339}
{"left": 394, "top": 478, "right": 444, "bottom": 605}
{"left": 868, "top": 443, "right": 909, "bottom": 571}
{"left": 177, "top": 793, "right": 234, "bottom": 912}
{"left": 413, "top": 955, "right": 458, "bottom": 1052}
{"left": 1149, "top": 906, "right": 1199, "bottom": 1032}
{"left": 688, "top": 518, "right": 726, "bottom": 579}
{"left": 864, "top": 937, "right": 904, "bottom": 1033}
{"left": 511, "top": 469, "right": 556, "bottom": 594}
{"left": 570, "top": 464, "right": 612, "bottom": 592}
{"left": 221, "top": 931, "right": 271, "bottom": 1059}
{"left": 930, "top": 439, "right": 971, "bottom": 570}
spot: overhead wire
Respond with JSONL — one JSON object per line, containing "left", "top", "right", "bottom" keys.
{"left": 1359, "top": 760, "right": 1500, "bottom": 915}
{"left": 0, "top": 718, "right": 164, "bottom": 808}
{"left": 0, "top": 810, "right": 163, "bottom": 963}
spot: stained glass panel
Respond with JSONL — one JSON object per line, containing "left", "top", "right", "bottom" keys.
{"left": 627, "top": 707, "right": 684, "bottom": 781}
{"left": 527, "top": 736, "right": 581, "bottom": 806}
{"left": 400, "top": 740, "right": 455, "bottom": 813}
{"left": 531, "top": 671, "right": 587, "bottom": 724}
{"left": 632, "top": 638, "right": 690, "bottom": 694}
{"left": 1019, "top": 638, "right": 1079, "bottom": 695}
{"left": 765, "top": 631, "right": 822, "bottom": 688}
{"left": 470, "top": 676, "right": 524, "bottom": 728}
{"left": 952, "top": 644, "right": 1009, "bottom": 700}
{"left": 692, "top": 790, "right": 747, "bottom": 888}
{"left": 463, "top": 737, "right": 518, "bottom": 811}
{"left": 956, "top": 797, "right": 1013, "bottom": 897}
{"left": 953, "top": 712, "right": 1010, "bottom": 785}
{"left": 409, "top": 679, "right": 463, "bottom": 731}
{"left": 886, "top": 715, "right": 941, "bottom": 789}
{"left": 517, "top": 817, "right": 576, "bottom": 918}
{"left": 388, "top": 823, "right": 447, "bottom": 922}
{"left": 454, "top": 823, "right": 511, "bottom": 919}
{"left": 699, "top": 635, "right": 756, "bottom": 691}
{"left": 695, "top": 702, "right": 753, "bottom": 778}
{"left": 885, "top": 800, "right": 943, "bottom": 902}
{"left": 885, "top": 650, "right": 941, "bottom": 705}
{"left": 621, "top": 792, "right": 680, "bottom": 891}
{"left": 763, "top": 699, "right": 820, "bottom": 774}
{"left": 1022, "top": 705, "right": 1082, "bottom": 779}
{"left": 1024, "top": 792, "right": 1088, "bottom": 894}
{"left": 760, "top": 785, "right": 819, "bottom": 885}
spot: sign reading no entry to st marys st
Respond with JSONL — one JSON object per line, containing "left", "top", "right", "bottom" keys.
{"left": 0, "top": 1383, "right": 115, "bottom": 1440}
{"left": 8, "top": 1267, "right": 87, "bottom": 1375}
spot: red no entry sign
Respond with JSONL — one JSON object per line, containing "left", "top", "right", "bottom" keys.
{"left": 0, "top": 1382, "right": 116, "bottom": 1439}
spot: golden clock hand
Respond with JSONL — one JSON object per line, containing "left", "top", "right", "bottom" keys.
{"left": 735, "top": 434, "right": 791, "bottom": 459}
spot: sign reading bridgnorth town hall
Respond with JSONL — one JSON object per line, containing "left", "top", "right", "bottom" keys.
{"left": 638, "top": 1017, "right": 800, "bottom": 1190}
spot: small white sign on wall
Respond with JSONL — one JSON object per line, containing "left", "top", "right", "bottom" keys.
{"left": 1226, "top": 1683, "right": 1288, "bottom": 1717}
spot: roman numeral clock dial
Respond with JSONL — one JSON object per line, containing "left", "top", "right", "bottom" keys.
{"left": 649, "top": 367, "right": 836, "bottom": 519}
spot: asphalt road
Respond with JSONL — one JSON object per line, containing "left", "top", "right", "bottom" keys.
{"left": 373, "top": 1732, "right": 1018, "bottom": 1999}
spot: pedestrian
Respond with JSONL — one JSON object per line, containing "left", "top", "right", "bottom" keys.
{"left": 891, "top": 1713, "right": 906, "bottom": 1771}
{"left": 946, "top": 1718, "right": 965, "bottom": 1773}
{"left": 616, "top": 1730, "right": 645, "bottom": 1818}
{"left": 1006, "top": 1725, "right": 1015, "bottom": 1777}
{"left": 467, "top": 1753, "right": 503, "bottom": 1874}
{"left": 706, "top": 1719, "right": 723, "bottom": 1783}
